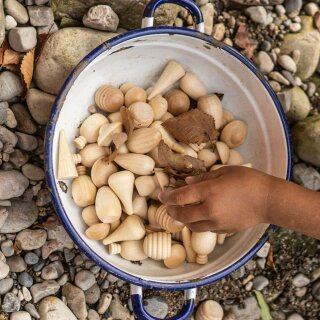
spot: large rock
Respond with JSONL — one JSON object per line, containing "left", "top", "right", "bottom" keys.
{"left": 38, "top": 296, "right": 77, "bottom": 320}
{"left": 0, "top": 170, "right": 29, "bottom": 200}
{"left": 34, "top": 28, "right": 117, "bottom": 94}
{"left": 292, "top": 115, "right": 320, "bottom": 166}
{"left": 280, "top": 16, "right": 320, "bottom": 80}
{"left": 50, "top": 0, "right": 180, "bottom": 30}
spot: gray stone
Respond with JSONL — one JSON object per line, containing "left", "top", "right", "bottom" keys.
{"left": 224, "top": 297, "right": 260, "bottom": 320}
{"left": 42, "top": 240, "right": 64, "bottom": 259}
{"left": 292, "top": 273, "right": 310, "bottom": 287}
{"left": 26, "top": 88, "right": 56, "bottom": 125}
{"left": 5, "top": 108, "right": 17, "bottom": 128}
{"left": 41, "top": 261, "right": 64, "bottom": 280}
{"left": 200, "top": 3, "right": 214, "bottom": 35}
{"left": 6, "top": 256, "right": 26, "bottom": 272}
{"left": 47, "top": 225, "right": 74, "bottom": 249}
{"left": 84, "top": 283, "right": 100, "bottom": 304}
{"left": 253, "top": 275, "right": 269, "bottom": 290}
{"left": 1, "top": 239, "right": 14, "bottom": 256}
{"left": 109, "top": 294, "right": 131, "bottom": 320}
{"left": 10, "top": 311, "right": 32, "bottom": 320}
{"left": 0, "top": 101, "right": 8, "bottom": 125}
{"left": 0, "top": 125, "right": 17, "bottom": 147}
{"left": 0, "top": 201, "right": 38, "bottom": 233}
{"left": 74, "top": 270, "right": 96, "bottom": 290}
{"left": 277, "top": 55, "right": 297, "bottom": 73}
{"left": 231, "top": 266, "right": 245, "bottom": 280}
{"left": 22, "top": 164, "right": 45, "bottom": 181}
{"left": 107, "top": 273, "right": 118, "bottom": 283}
{"left": 287, "top": 314, "right": 304, "bottom": 320}
{"left": 24, "top": 303, "right": 40, "bottom": 319}
{"left": 62, "top": 283, "right": 88, "bottom": 319}
{"left": 2, "top": 292, "right": 20, "bottom": 312}
{"left": 31, "top": 280, "right": 60, "bottom": 303}
{"left": 270, "top": 310, "right": 286, "bottom": 320}
{"left": 38, "top": 296, "right": 77, "bottom": 320}
{"left": 11, "top": 104, "right": 37, "bottom": 135}
{"left": 24, "top": 252, "right": 39, "bottom": 265}
{"left": 83, "top": 5, "right": 119, "bottom": 32}
{"left": 0, "top": 71, "right": 23, "bottom": 102}
{"left": 277, "top": 90, "right": 291, "bottom": 113}
{"left": 311, "top": 268, "right": 320, "bottom": 282}
{"left": 269, "top": 71, "right": 290, "bottom": 85}
{"left": 37, "top": 22, "right": 58, "bottom": 35}
{"left": 0, "top": 278, "right": 14, "bottom": 294}
{"left": 34, "top": 27, "right": 117, "bottom": 94}
{"left": 245, "top": 6, "right": 271, "bottom": 25}
{"left": 0, "top": 171, "right": 29, "bottom": 200}
{"left": 32, "top": 259, "right": 45, "bottom": 272}
{"left": 28, "top": 6, "right": 54, "bottom": 26}
{"left": 5, "top": 15, "right": 17, "bottom": 30}
{"left": 293, "top": 163, "right": 320, "bottom": 190}
{"left": 16, "top": 132, "right": 38, "bottom": 152}
{"left": 8, "top": 27, "right": 37, "bottom": 53}
{"left": 144, "top": 296, "right": 169, "bottom": 319}
{"left": 97, "top": 292, "right": 112, "bottom": 314}
{"left": 312, "top": 280, "right": 320, "bottom": 300}
{"left": 36, "top": 189, "right": 51, "bottom": 206}
{"left": 16, "top": 229, "right": 47, "bottom": 250}
{"left": 289, "top": 22, "right": 301, "bottom": 32}
{"left": 22, "top": 287, "right": 32, "bottom": 302}
{"left": 0, "top": 260, "right": 10, "bottom": 279}
{"left": 35, "top": 0, "right": 49, "bottom": 4}
{"left": 88, "top": 309, "right": 100, "bottom": 320}
{"left": 0, "top": 0, "right": 5, "bottom": 46}
{"left": 253, "top": 51, "right": 274, "bottom": 74}
{"left": 292, "top": 115, "right": 320, "bottom": 166}
{"left": 10, "top": 149, "right": 29, "bottom": 168}
{"left": 4, "top": 0, "right": 29, "bottom": 24}
{"left": 0, "top": 208, "right": 8, "bottom": 229}
{"left": 285, "top": 0, "right": 302, "bottom": 17}
{"left": 18, "top": 272, "right": 33, "bottom": 287}
{"left": 304, "top": 3, "right": 319, "bottom": 16}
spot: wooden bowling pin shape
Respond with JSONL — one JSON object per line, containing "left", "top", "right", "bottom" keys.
{"left": 182, "top": 227, "right": 197, "bottom": 263}
{"left": 164, "top": 244, "right": 186, "bottom": 269}
{"left": 143, "top": 232, "right": 172, "bottom": 260}
{"left": 195, "top": 300, "right": 224, "bottom": 320}
{"left": 155, "top": 205, "right": 184, "bottom": 233}
{"left": 191, "top": 231, "right": 217, "bottom": 265}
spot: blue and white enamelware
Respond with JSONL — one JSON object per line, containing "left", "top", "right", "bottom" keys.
{"left": 45, "top": 0, "right": 293, "bottom": 318}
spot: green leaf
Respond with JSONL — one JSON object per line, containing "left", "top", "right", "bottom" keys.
{"left": 254, "top": 290, "right": 272, "bottom": 320}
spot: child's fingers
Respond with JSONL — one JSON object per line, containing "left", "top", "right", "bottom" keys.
{"left": 166, "top": 203, "right": 208, "bottom": 224}
{"left": 186, "top": 169, "right": 223, "bottom": 185}
{"left": 186, "top": 220, "right": 217, "bottom": 232}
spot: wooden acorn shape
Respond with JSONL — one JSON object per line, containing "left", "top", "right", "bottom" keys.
{"left": 195, "top": 300, "right": 224, "bottom": 320}
{"left": 85, "top": 223, "right": 110, "bottom": 240}
{"left": 221, "top": 109, "right": 234, "bottom": 128}
{"left": 155, "top": 205, "right": 185, "bottom": 233}
{"left": 143, "top": 232, "right": 172, "bottom": 260}
{"left": 91, "top": 157, "right": 118, "bottom": 188}
{"left": 120, "top": 82, "right": 136, "bottom": 94}
{"left": 148, "top": 60, "right": 185, "bottom": 100}
{"left": 215, "top": 141, "right": 230, "bottom": 164}
{"left": 98, "top": 122, "right": 123, "bottom": 147}
{"left": 180, "top": 143, "right": 198, "bottom": 158}
{"left": 165, "top": 89, "right": 190, "bottom": 115}
{"left": 227, "top": 150, "right": 244, "bottom": 165}
{"left": 135, "top": 176, "right": 157, "bottom": 197}
{"left": 217, "top": 233, "right": 227, "bottom": 245}
{"left": 191, "top": 231, "right": 217, "bottom": 265}
{"left": 179, "top": 72, "right": 207, "bottom": 100}
{"left": 58, "top": 130, "right": 78, "bottom": 180}
{"left": 108, "top": 170, "right": 135, "bottom": 215}
{"left": 108, "top": 111, "right": 122, "bottom": 123}
{"left": 182, "top": 226, "right": 197, "bottom": 263}
{"left": 102, "top": 215, "right": 146, "bottom": 245}
{"left": 132, "top": 193, "right": 148, "bottom": 220}
{"left": 114, "top": 153, "right": 155, "bottom": 175}
{"left": 82, "top": 205, "right": 101, "bottom": 226}
{"left": 108, "top": 243, "right": 121, "bottom": 255}
{"left": 128, "top": 102, "right": 154, "bottom": 128}
{"left": 149, "top": 95, "right": 168, "bottom": 120}
{"left": 127, "top": 128, "right": 162, "bottom": 154}
{"left": 125, "top": 86, "right": 147, "bottom": 107}
{"left": 197, "top": 95, "right": 223, "bottom": 130}
{"left": 160, "top": 112, "right": 174, "bottom": 121}
{"left": 76, "top": 143, "right": 110, "bottom": 167}
{"left": 95, "top": 186, "right": 122, "bottom": 223}
{"left": 95, "top": 85, "right": 124, "bottom": 112}
{"left": 71, "top": 167, "right": 97, "bottom": 207}
{"left": 197, "top": 149, "right": 219, "bottom": 168}
{"left": 220, "top": 120, "right": 248, "bottom": 148}
{"left": 147, "top": 203, "right": 161, "bottom": 230}
{"left": 164, "top": 243, "right": 186, "bottom": 269}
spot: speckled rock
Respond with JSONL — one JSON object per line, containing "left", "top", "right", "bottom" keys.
{"left": 144, "top": 296, "right": 169, "bottom": 319}
{"left": 38, "top": 296, "right": 77, "bottom": 320}
{"left": 109, "top": 294, "right": 131, "bottom": 320}
{"left": 10, "top": 311, "right": 32, "bottom": 320}
{"left": 0, "top": 208, "right": 8, "bottom": 229}
{"left": 2, "top": 292, "right": 20, "bottom": 312}
{"left": 0, "top": 260, "right": 10, "bottom": 279}
{"left": 47, "top": 225, "right": 74, "bottom": 249}
{"left": 84, "top": 283, "right": 100, "bottom": 304}
{"left": 83, "top": 5, "right": 119, "bottom": 31}
{"left": 62, "top": 283, "right": 88, "bottom": 319}
{"left": 0, "top": 71, "right": 23, "bottom": 101}
{"left": 97, "top": 292, "right": 112, "bottom": 314}
{"left": 224, "top": 297, "right": 260, "bottom": 320}
{"left": 27, "top": 6, "right": 54, "bottom": 26}
{"left": 0, "top": 0, "right": 5, "bottom": 46}
{"left": 15, "top": 229, "right": 47, "bottom": 250}
{"left": 0, "top": 171, "right": 29, "bottom": 200}
{"left": 41, "top": 261, "right": 64, "bottom": 280}
{"left": 31, "top": 281, "right": 60, "bottom": 303}
{"left": 0, "top": 278, "right": 14, "bottom": 294}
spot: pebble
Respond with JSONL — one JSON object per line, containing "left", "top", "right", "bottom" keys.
{"left": 88, "top": 309, "right": 100, "bottom": 320}
{"left": 292, "top": 273, "right": 311, "bottom": 287}
{"left": 22, "top": 286, "right": 32, "bottom": 301}
{"left": 287, "top": 314, "right": 304, "bottom": 320}
{"left": 84, "top": 283, "right": 100, "bottom": 304}
{"left": 261, "top": 40, "right": 272, "bottom": 52}
{"left": 312, "top": 280, "right": 320, "bottom": 300}
{"left": 0, "top": 101, "right": 8, "bottom": 124}
{"left": 286, "top": 86, "right": 311, "bottom": 123}
{"left": 57, "top": 273, "right": 69, "bottom": 286}
{"left": 11, "top": 104, "right": 37, "bottom": 135}
{"left": 27, "top": 5, "right": 54, "bottom": 26}
{"left": 16, "top": 229, "right": 47, "bottom": 250}
{"left": 254, "top": 51, "right": 274, "bottom": 74}
{"left": 18, "top": 272, "right": 33, "bottom": 287}
{"left": 285, "top": 0, "right": 302, "bottom": 18}
{"left": 83, "top": 5, "right": 119, "bottom": 32}
{"left": 37, "top": 22, "right": 58, "bottom": 35}
{"left": 41, "top": 261, "right": 64, "bottom": 280}
{"left": 16, "top": 132, "right": 38, "bottom": 152}
{"left": 10, "top": 311, "right": 31, "bottom": 320}
{"left": 253, "top": 275, "right": 269, "bottom": 290}
{"left": 269, "top": 71, "right": 290, "bottom": 85}
{"left": 109, "top": 294, "right": 131, "bottom": 320}
{"left": 293, "top": 163, "right": 320, "bottom": 191}
{"left": 0, "top": 260, "right": 10, "bottom": 279}
{"left": 212, "top": 23, "right": 226, "bottom": 41}
{"left": 0, "top": 126, "right": 18, "bottom": 149}
{"left": 282, "top": 70, "right": 295, "bottom": 85}
{"left": 0, "top": 208, "right": 8, "bottom": 229}
{"left": 269, "top": 80, "right": 281, "bottom": 92}
{"left": 307, "top": 82, "right": 316, "bottom": 97}
{"left": 245, "top": 6, "right": 271, "bottom": 25}
{"left": 311, "top": 268, "right": 320, "bottom": 281}
{"left": 63, "top": 248, "right": 75, "bottom": 262}
{"left": 97, "top": 292, "right": 112, "bottom": 314}
{"left": 5, "top": 14, "right": 17, "bottom": 30}
{"left": 1, "top": 239, "right": 14, "bottom": 256}
{"left": 271, "top": 310, "right": 286, "bottom": 320}
{"left": 4, "top": 0, "right": 29, "bottom": 24}
{"left": 0, "top": 171, "right": 29, "bottom": 200}
{"left": 24, "top": 252, "right": 39, "bottom": 265}
{"left": 144, "top": 296, "right": 169, "bottom": 319}
{"left": 32, "top": 258, "right": 45, "bottom": 272}
{"left": 200, "top": 3, "right": 214, "bottom": 35}
{"left": 6, "top": 108, "right": 17, "bottom": 128}
{"left": 277, "top": 55, "right": 297, "bottom": 73}
{"left": 304, "top": 2, "right": 319, "bottom": 16}
{"left": 295, "top": 286, "right": 307, "bottom": 297}
{"left": 47, "top": 225, "right": 74, "bottom": 249}
{"left": 289, "top": 22, "right": 301, "bottom": 32}
{"left": 0, "top": 71, "right": 23, "bottom": 102}
{"left": 30, "top": 280, "right": 60, "bottom": 303}
{"left": 41, "top": 240, "right": 63, "bottom": 259}
{"left": 245, "top": 281, "right": 253, "bottom": 291}
{"left": 224, "top": 297, "right": 260, "bottom": 320}
{"left": 107, "top": 273, "right": 118, "bottom": 283}
{"left": 0, "top": 278, "right": 14, "bottom": 294}
{"left": 275, "top": 4, "right": 286, "bottom": 16}
{"left": 8, "top": 27, "right": 37, "bottom": 52}
{"left": 22, "top": 163, "right": 45, "bottom": 181}
{"left": 36, "top": 189, "right": 51, "bottom": 206}
{"left": 35, "top": 0, "right": 49, "bottom": 4}
{"left": 38, "top": 296, "right": 77, "bottom": 320}
{"left": 24, "top": 303, "right": 40, "bottom": 319}
{"left": 74, "top": 270, "right": 96, "bottom": 290}
{"left": 2, "top": 292, "right": 21, "bottom": 312}
{"left": 257, "top": 242, "right": 270, "bottom": 258}
{"left": 6, "top": 256, "right": 27, "bottom": 272}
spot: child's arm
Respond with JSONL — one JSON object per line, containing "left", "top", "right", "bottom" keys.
{"left": 158, "top": 166, "right": 320, "bottom": 240}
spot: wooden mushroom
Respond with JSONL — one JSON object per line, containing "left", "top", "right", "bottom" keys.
{"left": 220, "top": 120, "right": 248, "bottom": 148}
{"left": 135, "top": 176, "right": 158, "bottom": 197}
{"left": 95, "top": 85, "right": 124, "bottom": 112}
{"left": 120, "top": 82, "right": 136, "bottom": 95}
{"left": 75, "top": 143, "right": 110, "bottom": 167}
{"left": 215, "top": 141, "right": 230, "bottom": 164}
{"left": 97, "top": 122, "right": 123, "bottom": 147}
{"left": 165, "top": 89, "right": 190, "bottom": 115}
{"left": 85, "top": 223, "right": 110, "bottom": 240}
{"left": 82, "top": 205, "right": 100, "bottom": 226}
{"left": 197, "top": 149, "right": 219, "bottom": 168}
{"left": 191, "top": 231, "right": 217, "bottom": 264}
{"left": 227, "top": 150, "right": 244, "bottom": 165}
{"left": 91, "top": 157, "right": 118, "bottom": 188}
{"left": 149, "top": 95, "right": 168, "bottom": 120}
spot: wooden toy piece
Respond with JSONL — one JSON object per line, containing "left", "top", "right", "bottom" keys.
{"left": 149, "top": 95, "right": 168, "bottom": 120}
{"left": 148, "top": 60, "right": 185, "bottom": 100}
{"left": 155, "top": 205, "right": 185, "bottom": 233}
{"left": 189, "top": 142, "right": 207, "bottom": 152}
{"left": 125, "top": 86, "right": 147, "bottom": 107}
{"left": 95, "top": 186, "right": 122, "bottom": 223}
{"left": 110, "top": 219, "right": 121, "bottom": 232}
{"left": 181, "top": 226, "right": 197, "bottom": 263}
{"left": 197, "top": 95, "right": 223, "bottom": 130}
{"left": 71, "top": 168, "right": 97, "bottom": 207}
{"left": 149, "top": 187, "right": 161, "bottom": 201}
{"left": 227, "top": 150, "right": 244, "bottom": 166}
{"left": 195, "top": 300, "right": 224, "bottom": 320}
{"left": 58, "top": 130, "right": 78, "bottom": 180}
{"left": 147, "top": 203, "right": 161, "bottom": 230}
{"left": 73, "top": 136, "right": 87, "bottom": 150}
{"left": 154, "top": 169, "right": 169, "bottom": 190}
{"left": 97, "top": 122, "right": 123, "bottom": 147}
{"left": 114, "top": 153, "right": 155, "bottom": 175}
{"left": 76, "top": 143, "right": 110, "bottom": 167}
{"left": 135, "top": 176, "right": 157, "bottom": 197}
{"left": 143, "top": 232, "right": 172, "bottom": 260}
{"left": 220, "top": 120, "right": 248, "bottom": 148}
{"left": 118, "top": 143, "right": 129, "bottom": 154}
{"left": 95, "top": 85, "right": 124, "bottom": 112}
{"left": 215, "top": 141, "right": 230, "bottom": 164}
{"left": 91, "top": 157, "right": 118, "bottom": 188}
{"left": 217, "top": 233, "right": 227, "bottom": 245}
{"left": 108, "top": 243, "right": 121, "bottom": 255}
{"left": 147, "top": 147, "right": 161, "bottom": 167}
{"left": 120, "top": 240, "right": 148, "bottom": 261}
{"left": 165, "top": 89, "right": 190, "bottom": 115}
{"left": 221, "top": 109, "right": 234, "bottom": 128}
{"left": 197, "top": 149, "right": 219, "bottom": 168}
{"left": 120, "top": 82, "right": 136, "bottom": 95}
{"left": 191, "top": 231, "right": 217, "bottom": 264}
{"left": 108, "top": 171, "right": 135, "bottom": 215}
{"left": 72, "top": 154, "right": 82, "bottom": 165}
{"left": 82, "top": 205, "right": 100, "bottom": 226}
{"left": 85, "top": 223, "right": 110, "bottom": 240}
{"left": 160, "top": 112, "right": 174, "bottom": 121}
{"left": 132, "top": 193, "right": 148, "bottom": 220}
{"left": 180, "top": 143, "right": 198, "bottom": 158}
{"left": 128, "top": 102, "right": 154, "bottom": 128}
{"left": 108, "top": 111, "right": 122, "bottom": 123}
{"left": 164, "top": 243, "right": 186, "bottom": 269}
{"left": 102, "top": 215, "right": 146, "bottom": 245}
{"left": 172, "top": 231, "right": 183, "bottom": 242}
{"left": 179, "top": 72, "right": 207, "bottom": 100}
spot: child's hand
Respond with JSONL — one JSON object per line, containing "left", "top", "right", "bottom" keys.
{"left": 158, "top": 166, "right": 274, "bottom": 233}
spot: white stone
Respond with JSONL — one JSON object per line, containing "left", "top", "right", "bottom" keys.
{"left": 0, "top": 260, "right": 10, "bottom": 279}
{"left": 5, "top": 15, "right": 17, "bottom": 30}
{"left": 38, "top": 296, "right": 77, "bottom": 320}
{"left": 256, "top": 242, "right": 270, "bottom": 258}
{"left": 8, "top": 27, "right": 37, "bottom": 52}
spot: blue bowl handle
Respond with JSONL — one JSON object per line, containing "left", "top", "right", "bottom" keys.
{"left": 131, "top": 285, "right": 196, "bottom": 320}
{"left": 142, "top": 0, "right": 204, "bottom": 33}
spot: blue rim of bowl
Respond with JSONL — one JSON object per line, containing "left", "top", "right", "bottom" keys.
{"left": 45, "top": 26, "right": 293, "bottom": 290}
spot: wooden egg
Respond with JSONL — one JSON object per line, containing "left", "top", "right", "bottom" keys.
{"left": 148, "top": 60, "right": 185, "bottom": 100}
{"left": 143, "top": 232, "right": 172, "bottom": 260}
{"left": 227, "top": 150, "right": 244, "bottom": 165}
{"left": 191, "top": 232, "right": 217, "bottom": 264}
{"left": 221, "top": 109, "right": 234, "bottom": 128}
{"left": 77, "top": 143, "right": 110, "bottom": 167}
{"left": 198, "top": 149, "right": 219, "bottom": 168}
{"left": 108, "top": 171, "right": 135, "bottom": 215}
{"left": 197, "top": 95, "right": 223, "bottom": 129}
{"left": 135, "top": 176, "right": 157, "bottom": 197}
{"left": 120, "top": 240, "right": 148, "bottom": 261}
{"left": 125, "top": 87, "right": 147, "bottom": 107}
{"left": 132, "top": 193, "right": 148, "bottom": 220}
{"left": 147, "top": 203, "right": 161, "bottom": 230}
{"left": 195, "top": 300, "right": 224, "bottom": 320}
{"left": 108, "top": 243, "right": 121, "bottom": 255}
{"left": 127, "top": 128, "right": 162, "bottom": 154}
{"left": 91, "top": 157, "right": 118, "bottom": 188}
{"left": 128, "top": 102, "right": 154, "bottom": 128}
{"left": 114, "top": 153, "right": 155, "bottom": 175}
{"left": 71, "top": 174, "right": 97, "bottom": 207}
{"left": 179, "top": 72, "right": 207, "bottom": 100}
{"left": 95, "top": 186, "right": 122, "bottom": 223}
{"left": 108, "top": 111, "right": 122, "bottom": 123}
{"left": 215, "top": 141, "right": 230, "bottom": 164}
{"left": 160, "top": 112, "right": 174, "bottom": 121}
{"left": 85, "top": 223, "right": 110, "bottom": 240}
{"left": 149, "top": 95, "right": 168, "bottom": 120}
{"left": 180, "top": 143, "right": 198, "bottom": 158}
{"left": 155, "top": 205, "right": 185, "bottom": 233}
{"left": 164, "top": 244, "right": 186, "bottom": 269}
{"left": 73, "top": 136, "right": 87, "bottom": 150}
{"left": 103, "top": 215, "right": 146, "bottom": 245}
{"left": 82, "top": 205, "right": 100, "bottom": 226}
{"left": 98, "top": 122, "right": 123, "bottom": 147}
{"left": 182, "top": 227, "right": 197, "bottom": 263}
{"left": 154, "top": 169, "right": 170, "bottom": 190}
{"left": 120, "top": 82, "right": 136, "bottom": 94}
{"left": 220, "top": 120, "right": 248, "bottom": 148}
{"left": 79, "top": 113, "right": 109, "bottom": 144}
{"left": 217, "top": 233, "right": 227, "bottom": 245}
{"left": 95, "top": 85, "right": 124, "bottom": 112}
{"left": 165, "top": 89, "right": 190, "bottom": 115}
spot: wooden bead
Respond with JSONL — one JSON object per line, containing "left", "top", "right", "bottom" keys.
{"left": 149, "top": 95, "right": 168, "bottom": 120}
{"left": 147, "top": 203, "right": 161, "bottom": 230}
{"left": 82, "top": 205, "right": 100, "bottom": 226}
{"left": 85, "top": 223, "right": 110, "bottom": 240}
{"left": 143, "top": 232, "right": 172, "bottom": 260}
{"left": 108, "top": 111, "right": 122, "bottom": 123}
{"left": 191, "top": 232, "right": 217, "bottom": 264}
{"left": 220, "top": 120, "right": 248, "bottom": 148}
{"left": 128, "top": 102, "right": 154, "bottom": 128}
{"left": 110, "top": 219, "right": 121, "bottom": 232}
{"left": 127, "top": 128, "right": 162, "bottom": 154}
{"left": 154, "top": 169, "right": 169, "bottom": 190}
{"left": 221, "top": 109, "right": 234, "bottom": 128}
{"left": 131, "top": 193, "right": 148, "bottom": 220}
{"left": 180, "top": 143, "right": 198, "bottom": 158}
{"left": 71, "top": 175, "right": 97, "bottom": 208}
{"left": 165, "top": 89, "right": 190, "bottom": 115}
{"left": 164, "top": 244, "right": 186, "bottom": 269}
{"left": 155, "top": 205, "right": 184, "bottom": 233}
{"left": 125, "top": 87, "right": 147, "bottom": 107}
{"left": 95, "top": 85, "right": 124, "bottom": 112}
{"left": 195, "top": 300, "right": 224, "bottom": 320}
{"left": 217, "top": 233, "right": 227, "bottom": 245}
{"left": 172, "top": 231, "right": 183, "bottom": 242}
{"left": 179, "top": 72, "right": 207, "bottom": 100}
{"left": 79, "top": 113, "right": 109, "bottom": 143}
{"left": 91, "top": 157, "right": 118, "bottom": 188}
{"left": 160, "top": 111, "right": 174, "bottom": 122}
{"left": 197, "top": 95, "right": 223, "bottom": 129}
{"left": 120, "top": 82, "right": 136, "bottom": 94}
